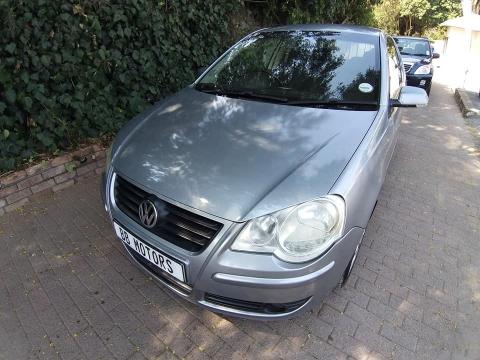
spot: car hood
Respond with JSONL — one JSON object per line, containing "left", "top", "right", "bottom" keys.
{"left": 113, "top": 87, "right": 377, "bottom": 222}
{"left": 401, "top": 55, "right": 429, "bottom": 64}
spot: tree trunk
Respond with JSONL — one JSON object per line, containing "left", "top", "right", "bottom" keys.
{"left": 474, "top": 0, "right": 480, "bottom": 14}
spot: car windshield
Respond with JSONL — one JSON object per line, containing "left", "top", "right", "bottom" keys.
{"left": 394, "top": 38, "right": 431, "bottom": 57}
{"left": 195, "top": 30, "right": 381, "bottom": 107}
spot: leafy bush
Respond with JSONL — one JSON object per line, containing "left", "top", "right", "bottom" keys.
{"left": 423, "top": 26, "right": 448, "bottom": 40}
{"left": 245, "top": 0, "right": 375, "bottom": 27}
{"left": 0, "top": 0, "right": 240, "bottom": 171}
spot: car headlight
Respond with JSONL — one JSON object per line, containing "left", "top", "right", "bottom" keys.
{"left": 105, "top": 144, "right": 113, "bottom": 171}
{"left": 414, "top": 65, "right": 431, "bottom": 75}
{"left": 231, "top": 195, "right": 345, "bottom": 263}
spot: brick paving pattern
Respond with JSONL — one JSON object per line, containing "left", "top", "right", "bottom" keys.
{"left": 0, "top": 82, "right": 479, "bottom": 360}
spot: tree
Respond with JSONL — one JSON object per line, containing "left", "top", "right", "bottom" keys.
{"left": 373, "top": 0, "right": 401, "bottom": 34}
{"left": 426, "top": 0, "right": 462, "bottom": 27}
{"left": 400, "top": 0, "right": 431, "bottom": 35}
{"left": 373, "top": 0, "right": 462, "bottom": 36}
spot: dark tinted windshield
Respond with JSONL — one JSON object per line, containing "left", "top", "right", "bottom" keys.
{"left": 394, "top": 37, "right": 431, "bottom": 57}
{"left": 195, "top": 30, "right": 380, "bottom": 106}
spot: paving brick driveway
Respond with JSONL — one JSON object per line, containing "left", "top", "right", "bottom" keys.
{"left": 1, "top": 81, "right": 480, "bottom": 360}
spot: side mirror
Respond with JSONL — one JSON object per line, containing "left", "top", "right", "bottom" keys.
{"left": 432, "top": 53, "right": 440, "bottom": 59}
{"left": 391, "top": 86, "right": 429, "bottom": 107}
{"left": 196, "top": 66, "right": 208, "bottom": 78}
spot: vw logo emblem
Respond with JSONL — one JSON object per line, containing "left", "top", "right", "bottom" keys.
{"left": 138, "top": 200, "right": 158, "bottom": 228}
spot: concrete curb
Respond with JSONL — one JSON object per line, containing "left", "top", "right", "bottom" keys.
{"left": 454, "top": 88, "right": 480, "bottom": 119}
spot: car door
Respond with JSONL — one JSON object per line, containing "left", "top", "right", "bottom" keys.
{"left": 387, "top": 36, "right": 405, "bottom": 120}
{"left": 381, "top": 36, "right": 405, "bottom": 181}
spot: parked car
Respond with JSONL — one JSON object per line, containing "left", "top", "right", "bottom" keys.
{"left": 101, "top": 24, "right": 428, "bottom": 319}
{"left": 393, "top": 36, "right": 440, "bottom": 95}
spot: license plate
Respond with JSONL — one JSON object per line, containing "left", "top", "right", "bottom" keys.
{"left": 113, "top": 222, "right": 186, "bottom": 282}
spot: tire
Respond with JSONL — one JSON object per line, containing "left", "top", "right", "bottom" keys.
{"left": 425, "top": 83, "right": 431, "bottom": 96}
{"left": 341, "top": 241, "right": 361, "bottom": 286}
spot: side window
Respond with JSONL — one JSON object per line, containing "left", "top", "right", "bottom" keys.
{"left": 387, "top": 37, "right": 402, "bottom": 99}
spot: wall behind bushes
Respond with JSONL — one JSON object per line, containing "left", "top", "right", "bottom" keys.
{"left": 0, "top": 0, "right": 241, "bottom": 171}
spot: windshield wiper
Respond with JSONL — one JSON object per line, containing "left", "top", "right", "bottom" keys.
{"left": 196, "top": 86, "right": 377, "bottom": 108}
{"left": 401, "top": 52, "right": 427, "bottom": 57}
{"left": 286, "top": 100, "right": 378, "bottom": 109}
{"left": 199, "top": 88, "right": 288, "bottom": 103}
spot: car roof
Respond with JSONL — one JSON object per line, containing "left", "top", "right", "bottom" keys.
{"left": 393, "top": 35, "right": 429, "bottom": 41}
{"left": 259, "top": 24, "right": 382, "bottom": 36}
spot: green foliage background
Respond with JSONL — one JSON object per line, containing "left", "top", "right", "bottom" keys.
{"left": 0, "top": 0, "right": 466, "bottom": 172}
{"left": 373, "top": 0, "right": 462, "bottom": 37}
{"left": 245, "top": 0, "right": 375, "bottom": 26}
{"left": 0, "top": 0, "right": 240, "bottom": 171}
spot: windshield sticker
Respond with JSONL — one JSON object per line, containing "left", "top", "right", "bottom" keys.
{"left": 358, "top": 83, "right": 374, "bottom": 93}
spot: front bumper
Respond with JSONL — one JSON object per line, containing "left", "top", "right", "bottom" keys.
{"left": 406, "top": 73, "right": 432, "bottom": 91}
{"left": 101, "top": 172, "right": 364, "bottom": 319}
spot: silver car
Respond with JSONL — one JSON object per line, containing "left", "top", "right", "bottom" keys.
{"left": 101, "top": 24, "right": 428, "bottom": 319}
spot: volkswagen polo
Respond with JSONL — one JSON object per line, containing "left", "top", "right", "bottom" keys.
{"left": 101, "top": 24, "right": 428, "bottom": 319}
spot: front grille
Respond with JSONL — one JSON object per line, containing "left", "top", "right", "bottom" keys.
{"left": 114, "top": 175, "right": 223, "bottom": 252}
{"left": 204, "top": 293, "right": 310, "bottom": 314}
{"left": 403, "top": 63, "right": 412, "bottom": 73}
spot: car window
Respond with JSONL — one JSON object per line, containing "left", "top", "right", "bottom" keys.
{"left": 387, "top": 36, "right": 402, "bottom": 99}
{"left": 394, "top": 38, "right": 431, "bottom": 57}
{"left": 197, "top": 30, "right": 381, "bottom": 105}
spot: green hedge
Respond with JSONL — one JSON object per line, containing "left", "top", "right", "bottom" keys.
{"left": 0, "top": 0, "right": 240, "bottom": 171}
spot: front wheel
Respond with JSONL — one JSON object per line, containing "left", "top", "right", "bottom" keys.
{"left": 341, "top": 241, "right": 361, "bottom": 286}
{"left": 425, "top": 83, "right": 431, "bottom": 96}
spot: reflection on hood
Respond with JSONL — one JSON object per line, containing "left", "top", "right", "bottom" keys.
{"left": 114, "top": 87, "right": 378, "bottom": 221}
